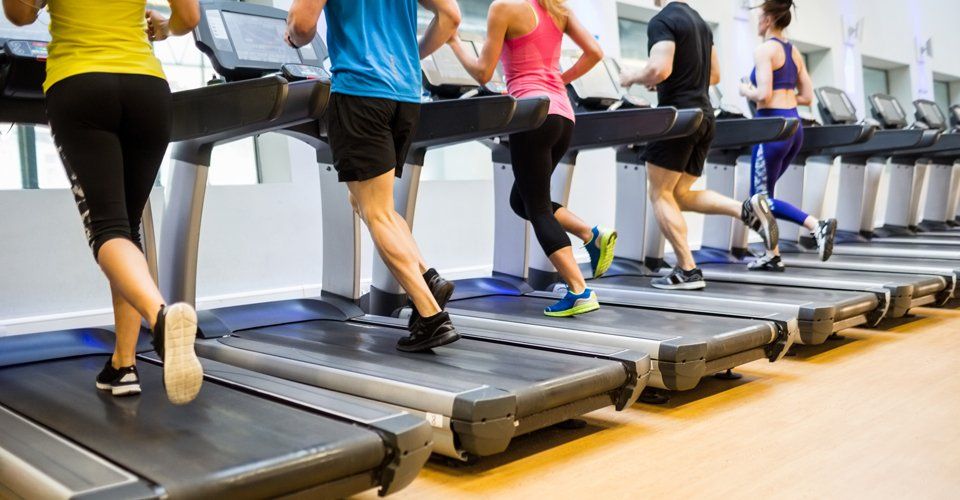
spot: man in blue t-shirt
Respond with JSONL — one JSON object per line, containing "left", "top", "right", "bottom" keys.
{"left": 286, "top": 0, "right": 463, "bottom": 352}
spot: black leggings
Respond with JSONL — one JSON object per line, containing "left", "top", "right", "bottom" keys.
{"left": 508, "top": 114, "right": 575, "bottom": 256}
{"left": 45, "top": 73, "right": 172, "bottom": 260}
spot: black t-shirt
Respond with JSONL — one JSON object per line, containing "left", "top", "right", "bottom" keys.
{"left": 647, "top": 2, "right": 713, "bottom": 111}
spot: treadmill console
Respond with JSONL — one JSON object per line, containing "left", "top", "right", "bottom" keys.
{"left": 913, "top": 99, "right": 947, "bottom": 130}
{"left": 815, "top": 87, "right": 858, "bottom": 125}
{"left": 195, "top": 1, "right": 327, "bottom": 82}
{"left": 869, "top": 93, "right": 909, "bottom": 129}
{"left": 0, "top": 12, "right": 50, "bottom": 99}
{"left": 710, "top": 86, "right": 746, "bottom": 120}
{"left": 562, "top": 53, "right": 622, "bottom": 109}
{"left": 422, "top": 40, "right": 483, "bottom": 98}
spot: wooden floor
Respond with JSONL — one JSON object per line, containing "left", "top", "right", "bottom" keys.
{"left": 358, "top": 307, "right": 960, "bottom": 499}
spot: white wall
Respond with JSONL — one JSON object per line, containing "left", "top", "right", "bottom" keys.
{"left": 4, "top": 0, "right": 960, "bottom": 333}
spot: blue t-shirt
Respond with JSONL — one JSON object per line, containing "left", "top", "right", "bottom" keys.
{"left": 324, "top": 0, "right": 422, "bottom": 103}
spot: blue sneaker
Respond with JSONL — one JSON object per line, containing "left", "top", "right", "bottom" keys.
{"left": 544, "top": 289, "right": 600, "bottom": 317}
{"left": 585, "top": 226, "right": 618, "bottom": 278}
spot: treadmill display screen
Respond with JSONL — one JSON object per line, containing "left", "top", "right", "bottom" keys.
{"left": 916, "top": 100, "right": 946, "bottom": 129}
{"left": 424, "top": 41, "right": 478, "bottom": 87}
{"left": 873, "top": 95, "right": 905, "bottom": 122}
{"left": 819, "top": 88, "right": 857, "bottom": 122}
{"left": 0, "top": 11, "right": 50, "bottom": 42}
{"left": 563, "top": 54, "right": 620, "bottom": 101}
{"left": 222, "top": 12, "right": 300, "bottom": 64}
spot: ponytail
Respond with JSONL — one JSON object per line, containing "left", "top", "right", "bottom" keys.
{"left": 760, "top": 0, "right": 794, "bottom": 30}
{"left": 539, "top": 0, "right": 569, "bottom": 26}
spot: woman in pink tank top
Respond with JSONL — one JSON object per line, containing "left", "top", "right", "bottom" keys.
{"left": 449, "top": 0, "right": 618, "bottom": 317}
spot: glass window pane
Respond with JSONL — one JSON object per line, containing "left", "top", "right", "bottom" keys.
{"left": 0, "top": 125, "right": 22, "bottom": 189}
{"left": 420, "top": 0, "right": 492, "bottom": 33}
{"left": 934, "top": 80, "right": 951, "bottom": 114}
{"left": 862, "top": 67, "right": 889, "bottom": 118}
{"left": 618, "top": 18, "right": 650, "bottom": 60}
{"left": 33, "top": 127, "right": 69, "bottom": 189}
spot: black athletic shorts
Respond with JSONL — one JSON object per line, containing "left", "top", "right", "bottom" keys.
{"left": 327, "top": 92, "right": 420, "bottom": 182}
{"left": 641, "top": 113, "right": 715, "bottom": 177}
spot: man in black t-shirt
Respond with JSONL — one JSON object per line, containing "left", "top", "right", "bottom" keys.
{"left": 619, "top": 0, "right": 778, "bottom": 290}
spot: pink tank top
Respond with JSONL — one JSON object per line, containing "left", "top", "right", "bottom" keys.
{"left": 501, "top": 0, "right": 575, "bottom": 122}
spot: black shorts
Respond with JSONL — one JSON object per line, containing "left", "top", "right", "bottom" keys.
{"left": 641, "top": 113, "right": 716, "bottom": 177}
{"left": 327, "top": 92, "right": 420, "bottom": 182}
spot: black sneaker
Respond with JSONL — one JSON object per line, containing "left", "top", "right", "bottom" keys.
{"left": 96, "top": 359, "right": 141, "bottom": 397}
{"left": 397, "top": 311, "right": 461, "bottom": 353}
{"left": 651, "top": 266, "right": 706, "bottom": 290}
{"left": 747, "top": 253, "right": 786, "bottom": 272}
{"left": 153, "top": 303, "right": 203, "bottom": 405}
{"left": 741, "top": 194, "right": 779, "bottom": 251}
{"left": 814, "top": 219, "right": 837, "bottom": 261}
{"left": 407, "top": 268, "right": 456, "bottom": 329}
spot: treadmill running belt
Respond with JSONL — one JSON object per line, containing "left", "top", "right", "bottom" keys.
{"left": 0, "top": 355, "right": 386, "bottom": 499}
{"left": 447, "top": 295, "right": 774, "bottom": 361}
{"left": 595, "top": 275, "right": 879, "bottom": 320}
{"left": 232, "top": 319, "right": 627, "bottom": 418}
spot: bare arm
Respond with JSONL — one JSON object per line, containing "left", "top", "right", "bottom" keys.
{"left": 740, "top": 43, "right": 774, "bottom": 102}
{"left": 448, "top": 2, "right": 509, "bottom": 84}
{"left": 709, "top": 46, "right": 721, "bottom": 86}
{"left": 794, "top": 47, "right": 814, "bottom": 106}
{"left": 164, "top": 0, "right": 200, "bottom": 36}
{"left": 560, "top": 12, "right": 603, "bottom": 85}
{"left": 285, "top": 0, "right": 326, "bottom": 48}
{"left": 620, "top": 40, "right": 674, "bottom": 88}
{"left": 418, "top": 0, "right": 461, "bottom": 59}
{"left": 3, "top": 0, "right": 43, "bottom": 26}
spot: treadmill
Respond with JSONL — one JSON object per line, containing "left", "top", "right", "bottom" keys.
{"left": 581, "top": 82, "right": 888, "bottom": 344}
{"left": 807, "top": 92, "right": 960, "bottom": 260}
{"left": 858, "top": 98, "right": 960, "bottom": 244}
{"left": 160, "top": 2, "right": 650, "bottom": 462}
{"left": 370, "top": 57, "right": 794, "bottom": 394}
{"left": 772, "top": 88, "right": 960, "bottom": 298}
{"left": 0, "top": 15, "right": 431, "bottom": 499}
{"left": 911, "top": 102, "right": 960, "bottom": 235}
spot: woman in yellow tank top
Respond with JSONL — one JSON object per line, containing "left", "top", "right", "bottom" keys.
{"left": 2, "top": 0, "right": 204, "bottom": 405}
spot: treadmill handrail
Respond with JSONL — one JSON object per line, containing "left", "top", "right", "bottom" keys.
{"left": 0, "top": 96, "right": 44, "bottom": 124}
{"left": 406, "top": 95, "right": 517, "bottom": 155}
{"left": 711, "top": 117, "right": 798, "bottom": 149}
{"left": 799, "top": 124, "right": 875, "bottom": 153}
{"left": 493, "top": 96, "right": 550, "bottom": 137}
{"left": 170, "top": 75, "right": 290, "bottom": 142}
{"left": 568, "top": 107, "right": 678, "bottom": 151}
{"left": 822, "top": 128, "right": 925, "bottom": 156}
{"left": 890, "top": 131, "right": 960, "bottom": 159}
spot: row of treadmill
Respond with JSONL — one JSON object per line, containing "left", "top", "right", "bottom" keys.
{"left": 2, "top": 2, "right": 959, "bottom": 498}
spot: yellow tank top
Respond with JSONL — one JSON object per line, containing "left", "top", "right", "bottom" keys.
{"left": 43, "top": 0, "right": 165, "bottom": 92}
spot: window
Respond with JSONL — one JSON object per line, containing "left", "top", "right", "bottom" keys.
{"left": 0, "top": 1, "right": 264, "bottom": 190}
{"left": 419, "top": 0, "right": 492, "bottom": 34}
{"left": 617, "top": 18, "right": 658, "bottom": 104}
{"left": 862, "top": 67, "right": 890, "bottom": 118}
{"left": 417, "top": 0, "right": 495, "bottom": 182}
{"left": 934, "top": 80, "right": 951, "bottom": 116}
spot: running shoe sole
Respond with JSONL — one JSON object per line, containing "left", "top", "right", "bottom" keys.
{"left": 161, "top": 303, "right": 203, "bottom": 405}
{"left": 593, "top": 230, "right": 618, "bottom": 278}
{"left": 751, "top": 195, "right": 779, "bottom": 251}
{"left": 819, "top": 219, "right": 838, "bottom": 261}
{"left": 396, "top": 330, "right": 461, "bottom": 353}
{"left": 650, "top": 280, "right": 707, "bottom": 290}
{"left": 544, "top": 300, "right": 601, "bottom": 317}
{"left": 747, "top": 262, "right": 786, "bottom": 272}
{"left": 95, "top": 381, "right": 142, "bottom": 397}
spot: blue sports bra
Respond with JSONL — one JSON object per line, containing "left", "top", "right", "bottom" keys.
{"left": 750, "top": 38, "right": 798, "bottom": 91}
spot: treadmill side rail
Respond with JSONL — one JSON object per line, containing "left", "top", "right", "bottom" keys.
{"left": 0, "top": 406, "right": 159, "bottom": 499}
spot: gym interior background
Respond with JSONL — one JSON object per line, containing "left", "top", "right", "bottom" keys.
{"left": 2, "top": 0, "right": 959, "bottom": 334}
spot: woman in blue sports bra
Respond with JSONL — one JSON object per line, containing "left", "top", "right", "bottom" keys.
{"left": 739, "top": 0, "right": 837, "bottom": 271}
